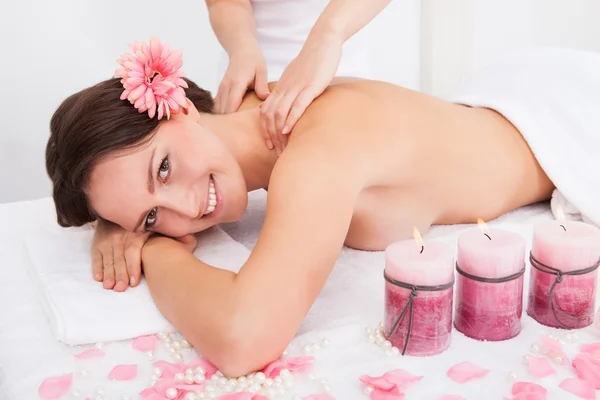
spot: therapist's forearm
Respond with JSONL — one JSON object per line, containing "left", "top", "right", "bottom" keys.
{"left": 309, "top": 0, "right": 392, "bottom": 43}
{"left": 205, "top": 0, "right": 261, "bottom": 56}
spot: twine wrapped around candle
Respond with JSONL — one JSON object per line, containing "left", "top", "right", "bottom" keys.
{"left": 455, "top": 263, "right": 525, "bottom": 284}
{"left": 383, "top": 271, "right": 454, "bottom": 355}
{"left": 529, "top": 252, "right": 600, "bottom": 329}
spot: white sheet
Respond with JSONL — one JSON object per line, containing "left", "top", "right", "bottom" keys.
{"left": 448, "top": 47, "right": 600, "bottom": 227}
{"left": 2, "top": 191, "right": 599, "bottom": 400}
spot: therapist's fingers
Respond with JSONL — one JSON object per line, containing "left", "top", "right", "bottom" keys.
{"left": 223, "top": 83, "right": 249, "bottom": 114}
{"left": 253, "top": 67, "right": 270, "bottom": 100}
{"left": 283, "top": 86, "right": 320, "bottom": 135}
{"left": 112, "top": 238, "right": 129, "bottom": 292}
{"left": 214, "top": 81, "right": 228, "bottom": 114}
{"left": 261, "top": 93, "right": 283, "bottom": 154}
{"left": 273, "top": 90, "right": 299, "bottom": 138}
{"left": 91, "top": 248, "right": 104, "bottom": 282}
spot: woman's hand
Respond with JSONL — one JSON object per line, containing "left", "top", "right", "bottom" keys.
{"left": 260, "top": 32, "right": 343, "bottom": 154}
{"left": 91, "top": 219, "right": 150, "bottom": 291}
{"left": 215, "top": 48, "right": 270, "bottom": 114}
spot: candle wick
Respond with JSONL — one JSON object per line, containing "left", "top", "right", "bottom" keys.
{"left": 420, "top": 245, "right": 424, "bottom": 254}
{"left": 560, "top": 224, "right": 567, "bottom": 232}
{"left": 484, "top": 233, "right": 492, "bottom": 240}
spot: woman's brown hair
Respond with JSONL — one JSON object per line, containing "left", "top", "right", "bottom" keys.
{"left": 46, "top": 77, "right": 214, "bottom": 227}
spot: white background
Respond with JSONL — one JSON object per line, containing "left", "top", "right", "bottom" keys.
{"left": 0, "top": 0, "right": 599, "bottom": 203}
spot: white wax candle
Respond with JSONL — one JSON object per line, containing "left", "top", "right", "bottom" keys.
{"left": 385, "top": 240, "right": 455, "bottom": 286}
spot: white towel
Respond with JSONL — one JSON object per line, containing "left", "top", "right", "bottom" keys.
{"left": 449, "top": 46, "right": 600, "bottom": 227}
{"left": 24, "top": 225, "right": 250, "bottom": 346}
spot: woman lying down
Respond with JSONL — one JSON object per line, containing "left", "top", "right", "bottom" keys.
{"left": 46, "top": 41, "right": 600, "bottom": 376}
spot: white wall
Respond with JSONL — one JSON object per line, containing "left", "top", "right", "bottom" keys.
{"left": 0, "top": 0, "right": 420, "bottom": 204}
{"left": 421, "top": 0, "right": 600, "bottom": 98}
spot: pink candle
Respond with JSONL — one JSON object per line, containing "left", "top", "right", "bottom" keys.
{"left": 384, "top": 234, "right": 454, "bottom": 356}
{"left": 527, "top": 220, "right": 600, "bottom": 329}
{"left": 454, "top": 225, "right": 526, "bottom": 341}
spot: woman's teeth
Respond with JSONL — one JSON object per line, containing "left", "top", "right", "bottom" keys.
{"left": 204, "top": 177, "right": 217, "bottom": 215}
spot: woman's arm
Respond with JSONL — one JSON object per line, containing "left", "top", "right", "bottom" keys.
{"left": 205, "top": 0, "right": 270, "bottom": 113}
{"left": 142, "top": 144, "right": 364, "bottom": 376}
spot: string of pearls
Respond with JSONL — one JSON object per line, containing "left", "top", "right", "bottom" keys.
{"left": 365, "top": 322, "right": 400, "bottom": 357}
{"left": 301, "top": 338, "right": 331, "bottom": 355}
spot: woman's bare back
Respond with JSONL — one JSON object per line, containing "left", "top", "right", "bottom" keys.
{"left": 243, "top": 79, "right": 554, "bottom": 250}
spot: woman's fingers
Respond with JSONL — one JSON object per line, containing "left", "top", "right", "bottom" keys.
{"left": 254, "top": 67, "right": 270, "bottom": 100}
{"left": 124, "top": 233, "right": 149, "bottom": 288}
{"left": 101, "top": 248, "right": 116, "bottom": 290}
{"left": 112, "top": 236, "right": 129, "bottom": 292}
{"left": 91, "top": 248, "right": 104, "bottom": 282}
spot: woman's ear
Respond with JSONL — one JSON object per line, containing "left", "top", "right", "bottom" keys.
{"left": 173, "top": 98, "right": 201, "bottom": 121}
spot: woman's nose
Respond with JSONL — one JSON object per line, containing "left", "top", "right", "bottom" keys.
{"left": 164, "top": 187, "right": 200, "bottom": 219}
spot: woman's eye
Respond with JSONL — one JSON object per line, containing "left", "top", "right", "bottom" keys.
{"left": 145, "top": 208, "right": 157, "bottom": 228}
{"left": 159, "top": 157, "right": 169, "bottom": 180}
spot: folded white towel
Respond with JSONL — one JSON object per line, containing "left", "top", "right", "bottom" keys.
{"left": 24, "top": 226, "right": 250, "bottom": 346}
{"left": 449, "top": 47, "right": 600, "bottom": 227}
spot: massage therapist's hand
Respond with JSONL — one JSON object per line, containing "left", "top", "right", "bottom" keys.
{"left": 215, "top": 48, "right": 270, "bottom": 114}
{"left": 260, "top": 32, "right": 343, "bottom": 154}
{"left": 91, "top": 219, "right": 150, "bottom": 292}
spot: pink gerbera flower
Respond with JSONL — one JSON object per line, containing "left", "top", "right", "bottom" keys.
{"left": 115, "top": 38, "right": 189, "bottom": 120}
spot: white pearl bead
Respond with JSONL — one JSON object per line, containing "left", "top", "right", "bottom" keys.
{"left": 224, "top": 384, "right": 234, "bottom": 393}
{"left": 378, "top": 321, "right": 384, "bottom": 329}
{"left": 264, "top": 378, "right": 274, "bottom": 387}
{"left": 237, "top": 376, "right": 247, "bottom": 385}
{"left": 174, "top": 341, "right": 182, "bottom": 350}
{"left": 302, "top": 344, "right": 313, "bottom": 354}
{"left": 391, "top": 347, "right": 400, "bottom": 356}
{"left": 280, "top": 369, "right": 291, "bottom": 378}
{"left": 508, "top": 371, "right": 518, "bottom": 381}
{"left": 150, "top": 374, "right": 159, "bottom": 382}
{"left": 185, "top": 376, "right": 195, "bottom": 384}
{"left": 194, "top": 373, "right": 205, "bottom": 383}
{"left": 165, "top": 388, "right": 178, "bottom": 399}
{"left": 249, "top": 383, "right": 261, "bottom": 392}
{"left": 312, "top": 343, "right": 321, "bottom": 351}
{"left": 71, "top": 390, "right": 81, "bottom": 397}
{"left": 185, "top": 393, "right": 197, "bottom": 400}
{"left": 383, "top": 340, "right": 392, "bottom": 348}
{"left": 207, "top": 393, "right": 217, "bottom": 399}
{"left": 94, "top": 396, "right": 103, "bottom": 400}
{"left": 146, "top": 351, "right": 155, "bottom": 360}
{"left": 365, "top": 327, "right": 373, "bottom": 335}
{"left": 572, "top": 332, "right": 580, "bottom": 340}
{"left": 197, "top": 393, "right": 206, "bottom": 399}
{"left": 168, "top": 347, "right": 176, "bottom": 354}
{"left": 274, "top": 376, "right": 282, "bottom": 384}
{"left": 255, "top": 372, "right": 266, "bottom": 383}
{"left": 121, "top": 395, "right": 132, "bottom": 400}
{"left": 95, "top": 388, "right": 105, "bottom": 395}
{"left": 368, "top": 333, "right": 376, "bottom": 343}
{"left": 215, "top": 371, "right": 224, "bottom": 377}
{"left": 522, "top": 355, "right": 531, "bottom": 366}
{"left": 95, "top": 342, "right": 104, "bottom": 349}
{"left": 266, "top": 388, "right": 277, "bottom": 398}
{"left": 385, "top": 349, "right": 395, "bottom": 357}
{"left": 321, "top": 384, "right": 331, "bottom": 393}
{"left": 284, "top": 380, "right": 293, "bottom": 389}
{"left": 165, "top": 335, "right": 173, "bottom": 343}
{"left": 364, "top": 385, "right": 374, "bottom": 394}
{"left": 246, "top": 378, "right": 255, "bottom": 386}
{"left": 558, "top": 339, "right": 566, "bottom": 345}
{"left": 308, "top": 373, "right": 316, "bottom": 381}
{"left": 294, "top": 396, "right": 303, "bottom": 400}
{"left": 321, "top": 338, "right": 330, "bottom": 348}
{"left": 530, "top": 343, "right": 541, "bottom": 354}
{"left": 553, "top": 355, "right": 564, "bottom": 364}
{"left": 565, "top": 334, "right": 574, "bottom": 342}
{"left": 80, "top": 369, "right": 90, "bottom": 378}
{"left": 205, "top": 386, "right": 215, "bottom": 393}
{"left": 181, "top": 339, "right": 191, "bottom": 348}
{"left": 547, "top": 333, "right": 556, "bottom": 340}
{"left": 281, "top": 350, "right": 288, "bottom": 357}
{"left": 175, "top": 372, "right": 185, "bottom": 381}
{"left": 154, "top": 367, "right": 163, "bottom": 376}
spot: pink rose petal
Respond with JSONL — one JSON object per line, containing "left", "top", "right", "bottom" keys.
{"left": 573, "top": 353, "right": 600, "bottom": 389}
{"left": 132, "top": 335, "right": 157, "bottom": 352}
{"left": 187, "top": 357, "right": 218, "bottom": 378}
{"left": 261, "top": 360, "right": 285, "bottom": 378}
{"left": 581, "top": 343, "right": 600, "bottom": 356}
{"left": 382, "top": 369, "right": 423, "bottom": 389}
{"left": 359, "top": 375, "right": 396, "bottom": 391}
{"left": 439, "top": 396, "right": 466, "bottom": 400}
{"left": 284, "top": 356, "right": 315, "bottom": 374}
{"left": 217, "top": 394, "right": 270, "bottom": 400}
{"left": 541, "top": 335, "right": 569, "bottom": 364}
{"left": 559, "top": 378, "right": 596, "bottom": 399}
{"left": 447, "top": 362, "right": 490, "bottom": 383}
{"left": 302, "top": 395, "right": 336, "bottom": 400}
{"left": 38, "top": 373, "right": 73, "bottom": 400}
{"left": 512, "top": 382, "right": 547, "bottom": 398}
{"left": 74, "top": 348, "right": 105, "bottom": 359}
{"left": 512, "top": 394, "right": 546, "bottom": 400}
{"left": 371, "top": 387, "right": 404, "bottom": 400}
{"left": 108, "top": 364, "right": 138, "bottom": 381}
{"left": 526, "top": 356, "right": 556, "bottom": 378}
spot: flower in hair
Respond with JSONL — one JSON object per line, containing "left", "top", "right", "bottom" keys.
{"left": 116, "top": 38, "right": 189, "bottom": 120}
